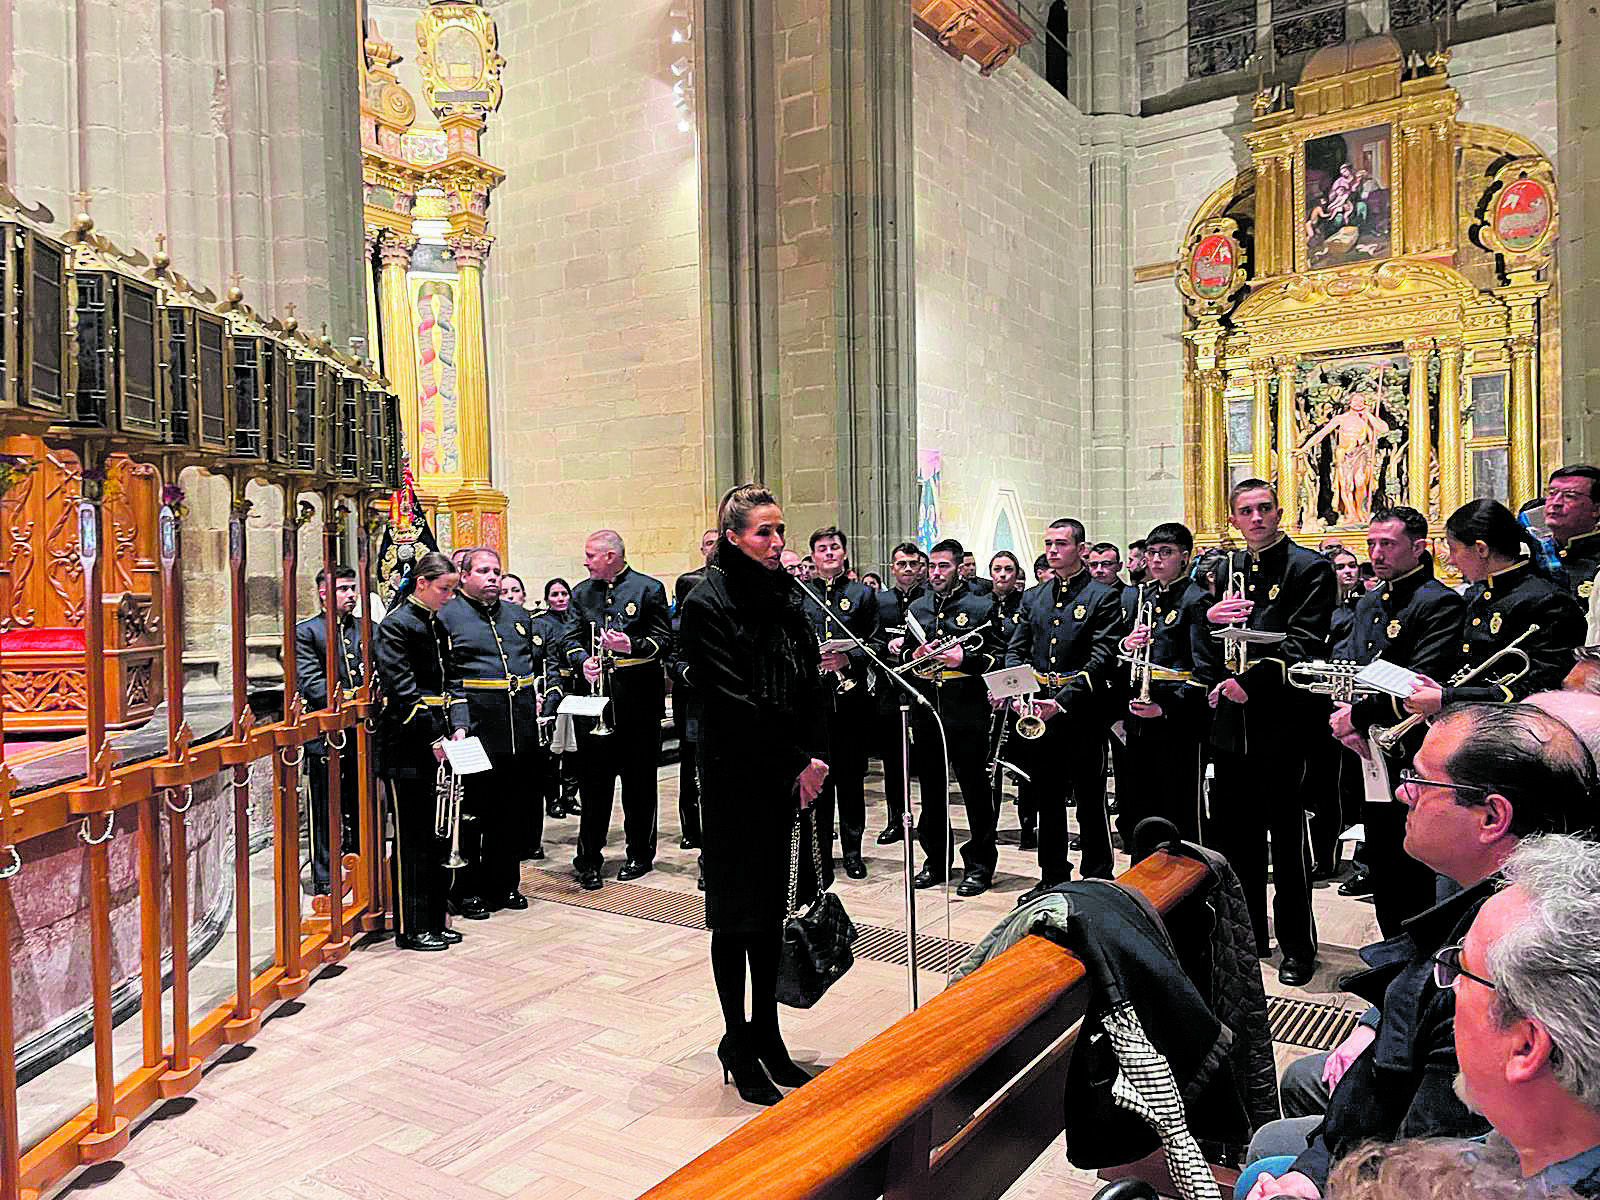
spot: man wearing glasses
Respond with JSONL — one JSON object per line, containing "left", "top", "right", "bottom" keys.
{"left": 1239, "top": 702, "right": 1593, "bottom": 1200}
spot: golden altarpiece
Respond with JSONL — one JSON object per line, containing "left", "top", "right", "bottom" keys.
{"left": 359, "top": 1, "right": 508, "bottom": 556}
{"left": 1177, "top": 35, "right": 1560, "bottom": 547}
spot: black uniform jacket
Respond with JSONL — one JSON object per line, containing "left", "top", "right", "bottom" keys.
{"left": 1119, "top": 578, "right": 1210, "bottom": 727}
{"left": 992, "top": 587, "right": 1024, "bottom": 640}
{"left": 295, "top": 610, "right": 365, "bottom": 754}
{"left": 1005, "top": 567, "right": 1123, "bottom": 714}
{"left": 1289, "top": 879, "right": 1496, "bottom": 1188}
{"left": 536, "top": 608, "right": 581, "bottom": 690}
{"left": 439, "top": 593, "right": 561, "bottom": 759}
{"left": 1556, "top": 526, "right": 1600, "bottom": 605}
{"left": 563, "top": 565, "right": 672, "bottom": 706}
{"left": 1344, "top": 564, "right": 1467, "bottom": 734}
{"left": 673, "top": 566, "right": 708, "bottom": 619}
{"left": 1440, "top": 560, "right": 1585, "bottom": 705}
{"left": 374, "top": 597, "right": 462, "bottom": 779}
{"left": 873, "top": 583, "right": 926, "bottom": 714}
{"left": 802, "top": 573, "right": 880, "bottom": 695}
{"left": 1192, "top": 535, "right": 1335, "bottom": 736}
{"left": 1329, "top": 594, "right": 1359, "bottom": 657}
{"left": 902, "top": 581, "right": 1004, "bottom": 731}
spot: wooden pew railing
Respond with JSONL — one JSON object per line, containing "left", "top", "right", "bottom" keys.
{"left": 638, "top": 851, "right": 1221, "bottom": 1200}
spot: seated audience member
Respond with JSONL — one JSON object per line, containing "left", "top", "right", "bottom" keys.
{"left": 1324, "top": 1138, "right": 1580, "bottom": 1200}
{"left": 1527, "top": 689, "right": 1600, "bottom": 759}
{"left": 1240, "top": 703, "right": 1595, "bottom": 1200}
{"left": 1449, "top": 833, "right": 1600, "bottom": 1195}
{"left": 1564, "top": 648, "right": 1600, "bottom": 697}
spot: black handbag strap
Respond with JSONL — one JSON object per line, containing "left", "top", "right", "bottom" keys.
{"left": 785, "top": 807, "right": 826, "bottom": 917}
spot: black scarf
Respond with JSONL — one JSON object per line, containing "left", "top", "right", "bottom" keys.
{"left": 711, "top": 541, "right": 818, "bottom": 711}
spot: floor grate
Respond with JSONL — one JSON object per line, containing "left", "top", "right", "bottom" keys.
{"left": 524, "top": 865, "right": 1362, "bottom": 1050}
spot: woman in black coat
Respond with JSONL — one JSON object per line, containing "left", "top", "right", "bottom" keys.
{"left": 678, "top": 483, "right": 831, "bottom": 1106}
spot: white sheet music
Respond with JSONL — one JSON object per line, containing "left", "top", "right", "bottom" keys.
{"left": 558, "top": 695, "right": 610, "bottom": 718}
{"left": 440, "top": 735, "right": 493, "bottom": 775}
{"left": 1355, "top": 659, "right": 1421, "bottom": 698}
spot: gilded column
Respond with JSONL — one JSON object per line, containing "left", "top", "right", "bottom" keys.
{"left": 1274, "top": 357, "right": 1300, "bottom": 528}
{"left": 1509, "top": 334, "right": 1539, "bottom": 509}
{"left": 1251, "top": 366, "right": 1272, "bottom": 483}
{"left": 363, "top": 228, "right": 381, "bottom": 370}
{"left": 1199, "top": 369, "right": 1225, "bottom": 533}
{"left": 1400, "top": 126, "right": 1424, "bottom": 256}
{"left": 1405, "top": 338, "right": 1433, "bottom": 512}
{"left": 1258, "top": 157, "right": 1277, "bottom": 277}
{"left": 446, "top": 234, "right": 493, "bottom": 486}
{"left": 376, "top": 232, "right": 422, "bottom": 465}
{"left": 1431, "top": 122, "right": 1454, "bottom": 253}
{"left": 1437, "top": 338, "right": 1464, "bottom": 518}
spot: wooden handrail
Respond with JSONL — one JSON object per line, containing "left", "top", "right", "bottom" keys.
{"left": 638, "top": 851, "right": 1213, "bottom": 1200}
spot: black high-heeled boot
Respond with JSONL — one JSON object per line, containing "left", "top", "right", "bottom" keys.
{"left": 716, "top": 1030, "right": 781, "bottom": 1106}
{"left": 750, "top": 1026, "right": 813, "bottom": 1088}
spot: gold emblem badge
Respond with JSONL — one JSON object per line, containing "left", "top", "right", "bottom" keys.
{"left": 515, "top": 622, "right": 527, "bottom": 636}
{"left": 1583, "top": 580, "right": 1595, "bottom": 600}
{"left": 1268, "top": 584, "right": 1281, "bottom": 601}
{"left": 625, "top": 601, "right": 638, "bottom": 616}
{"left": 1386, "top": 620, "right": 1401, "bottom": 639}
{"left": 533, "top": 634, "right": 544, "bottom": 647}
{"left": 1074, "top": 604, "right": 1087, "bottom": 620}
{"left": 839, "top": 597, "right": 852, "bottom": 611}
{"left": 955, "top": 611, "right": 969, "bottom": 627}
{"left": 1490, "top": 612, "right": 1503, "bottom": 635}
{"left": 1164, "top": 609, "right": 1178, "bottom": 626}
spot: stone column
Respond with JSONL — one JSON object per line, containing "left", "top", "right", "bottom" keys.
{"left": 1089, "top": 133, "right": 1134, "bottom": 537}
{"left": 1557, "top": 0, "right": 1600, "bottom": 457}
{"left": 1275, "top": 357, "right": 1300, "bottom": 528}
{"left": 363, "top": 228, "right": 380, "bottom": 368}
{"left": 1437, "top": 338, "right": 1464, "bottom": 519}
{"left": 376, "top": 232, "right": 421, "bottom": 467}
{"left": 1509, "top": 334, "right": 1539, "bottom": 508}
{"left": 1406, "top": 338, "right": 1433, "bottom": 512}
{"left": 446, "top": 234, "right": 493, "bottom": 487}
{"left": 1250, "top": 365, "right": 1272, "bottom": 483}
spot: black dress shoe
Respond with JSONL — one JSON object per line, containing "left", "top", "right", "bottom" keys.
{"left": 438, "top": 928, "right": 463, "bottom": 944}
{"left": 1019, "top": 825, "right": 1038, "bottom": 850}
{"left": 1069, "top": 833, "right": 1082, "bottom": 851}
{"left": 397, "top": 932, "right": 449, "bottom": 952}
{"left": 1338, "top": 870, "right": 1376, "bottom": 897}
{"left": 956, "top": 871, "right": 991, "bottom": 897}
{"left": 696, "top": 869, "right": 706, "bottom": 891}
{"left": 842, "top": 854, "right": 867, "bottom": 879}
{"left": 1017, "top": 878, "right": 1069, "bottom": 905}
{"left": 526, "top": 846, "right": 546, "bottom": 862}
{"left": 502, "top": 891, "right": 529, "bottom": 910}
{"left": 912, "top": 865, "right": 947, "bottom": 889}
{"left": 546, "top": 800, "right": 564, "bottom": 819}
{"left": 876, "top": 825, "right": 904, "bottom": 844}
{"left": 458, "top": 897, "right": 492, "bottom": 920}
{"left": 1278, "top": 957, "right": 1317, "bottom": 987}
{"left": 616, "top": 859, "right": 654, "bottom": 881}
{"left": 577, "top": 869, "right": 602, "bottom": 891}
{"left": 679, "top": 835, "right": 699, "bottom": 850}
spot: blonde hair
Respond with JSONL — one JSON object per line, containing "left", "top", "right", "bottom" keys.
{"left": 716, "top": 483, "right": 779, "bottom": 537}
{"left": 1326, "top": 1139, "right": 1577, "bottom": 1200}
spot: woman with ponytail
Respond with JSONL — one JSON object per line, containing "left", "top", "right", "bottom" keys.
{"left": 1403, "top": 499, "right": 1585, "bottom": 715}
{"left": 678, "top": 483, "right": 831, "bottom": 1106}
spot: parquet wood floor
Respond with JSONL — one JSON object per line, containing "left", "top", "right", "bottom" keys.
{"left": 39, "top": 767, "right": 1380, "bottom": 1200}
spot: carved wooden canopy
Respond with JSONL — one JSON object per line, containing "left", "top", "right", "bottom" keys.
{"left": 912, "top": 0, "right": 1032, "bottom": 75}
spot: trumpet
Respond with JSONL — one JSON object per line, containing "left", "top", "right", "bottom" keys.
{"left": 818, "top": 634, "right": 855, "bottom": 694}
{"left": 590, "top": 621, "right": 615, "bottom": 738}
{"left": 1287, "top": 659, "right": 1387, "bottom": 703}
{"left": 1210, "top": 565, "right": 1285, "bottom": 673}
{"left": 1014, "top": 692, "right": 1046, "bottom": 739}
{"left": 1126, "top": 584, "right": 1156, "bottom": 705}
{"left": 1372, "top": 624, "right": 1540, "bottom": 753}
{"left": 434, "top": 757, "right": 467, "bottom": 870}
{"left": 889, "top": 622, "right": 991, "bottom": 680}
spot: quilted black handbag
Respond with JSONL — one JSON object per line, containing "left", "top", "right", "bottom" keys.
{"left": 775, "top": 808, "right": 858, "bottom": 1009}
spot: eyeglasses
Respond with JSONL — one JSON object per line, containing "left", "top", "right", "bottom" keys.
{"left": 1397, "top": 768, "right": 1489, "bottom": 803}
{"left": 1432, "top": 942, "right": 1496, "bottom": 991}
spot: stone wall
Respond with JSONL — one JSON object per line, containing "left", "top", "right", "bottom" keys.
{"left": 483, "top": 0, "right": 708, "bottom": 589}
{"left": 911, "top": 37, "right": 1093, "bottom": 566}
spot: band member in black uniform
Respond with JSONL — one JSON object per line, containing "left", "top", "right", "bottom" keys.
{"left": 1325, "top": 507, "right": 1466, "bottom": 934}
{"left": 1194, "top": 479, "right": 1334, "bottom": 986}
{"left": 1117, "top": 523, "right": 1210, "bottom": 844}
{"left": 1303, "top": 545, "right": 1362, "bottom": 877}
{"left": 373, "top": 552, "right": 463, "bottom": 951}
{"left": 671, "top": 530, "right": 718, "bottom": 851}
{"left": 801, "top": 526, "right": 880, "bottom": 881}
{"left": 1004, "top": 519, "right": 1124, "bottom": 887}
{"left": 1544, "top": 465, "right": 1600, "bottom": 602}
{"left": 891, "top": 539, "right": 1004, "bottom": 895}
{"left": 1126, "top": 540, "right": 1149, "bottom": 586}
{"left": 679, "top": 484, "right": 829, "bottom": 1107}
{"left": 1402, "top": 499, "right": 1585, "bottom": 718}
{"left": 984, "top": 550, "right": 1029, "bottom": 839}
{"left": 439, "top": 548, "right": 562, "bottom": 919}
{"left": 537, "top": 577, "right": 582, "bottom": 819}
{"left": 1327, "top": 547, "right": 1362, "bottom": 651}
{"left": 565, "top": 530, "right": 672, "bottom": 890}
{"left": 295, "top": 565, "right": 364, "bottom": 895}
{"left": 871, "top": 542, "right": 926, "bottom": 843}
{"left": 1087, "top": 543, "right": 1127, "bottom": 589}
{"left": 959, "top": 551, "right": 994, "bottom": 595}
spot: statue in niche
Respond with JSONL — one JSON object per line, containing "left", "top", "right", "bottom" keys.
{"left": 1295, "top": 386, "right": 1390, "bottom": 526}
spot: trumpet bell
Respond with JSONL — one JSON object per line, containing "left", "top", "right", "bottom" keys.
{"left": 443, "top": 849, "right": 468, "bottom": 870}
{"left": 1015, "top": 713, "right": 1047, "bottom": 740}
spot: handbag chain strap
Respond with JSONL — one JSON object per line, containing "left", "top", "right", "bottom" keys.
{"left": 785, "top": 806, "right": 828, "bottom": 918}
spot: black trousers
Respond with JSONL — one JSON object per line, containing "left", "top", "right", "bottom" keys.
{"left": 1210, "top": 733, "right": 1318, "bottom": 962}
{"left": 386, "top": 773, "right": 447, "bottom": 936}
{"left": 912, "top": 688, "right": 997, "bottom": 877}
{"left": 1014, "top": 711, "right": 1113, "bottom": 883}
{"left": 1108, "top": 728, "right": 1133, "bottom": 845}
{"left": 1120, "top": 715, "right": 1204, "bottom": 845}
{"left": 819, "top": 692, "right": 870, "bottom": 868}
{"left": 874, "top": 705, "right": 913, "bottom": 830}
{"left": 674, "top": 705, "right": 702, "bottom": 844}
{"left": 575, "top": 673, "right": 663, "bottom": 871}
{"left": 451, "top": 746, "right": 539, "bottom": 904}
{"left": 308, "top": 749, "right": 358, "bottom": 894}
{"left": 1305, "top": 704, "right": 1346, "bottom": 873}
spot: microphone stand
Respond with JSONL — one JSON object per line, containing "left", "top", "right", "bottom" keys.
{"left": 794, "top": 577, "right": 933, "bottom": 1010}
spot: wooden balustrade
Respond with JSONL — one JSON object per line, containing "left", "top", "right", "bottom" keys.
{"left": 638, "top": 851, "right": 1219, "bottom": 1200}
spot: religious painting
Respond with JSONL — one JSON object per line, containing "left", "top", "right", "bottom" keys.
{"left": 1303, "top": 125, "right": 1392, "bottom": 269}
{"left": 1189, "top": 232, "right": 1238, "bottom": 300}
{"left": 1491, "top": 179, "right": 1553, "bottom": 253}
{"left": 1291, "top": 349, "right": 1417, "bottom": 529}
{"left": 916, "top": 450, "right": 941, "bottom": 550}
{"left": 412, "top": 278, "right": 460, "bottom": 478}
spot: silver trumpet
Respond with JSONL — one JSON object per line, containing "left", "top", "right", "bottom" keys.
{"left": 1371, "top": 624, "right": 1539, "bottom": 753}
{"left": 434, "top": 757, "right": 467, "bottom": 870}
{"left": 590, "top": 621, "right": 615, "bottom": 738}
{"left": 1210, "top": 566, "right": 1285, "bottom": 673}
{"left": 1287, "top": 659, "right": 1387, "bottom": 703}
{"left": 1014, "top": 692, "right": 1046, "bottom": 739}
{"left": 1125, "top": 584, "right": 1156, "bottom": 705}
{"left": 889, "top": 622, "right": 991, "bottom": 680}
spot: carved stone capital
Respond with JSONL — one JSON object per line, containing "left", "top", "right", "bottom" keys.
{"left": 377, "top": 232, "right": 419, "bottom": 270}
{"left": 447, "top": 233, "right": 494, "bottom": 270}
